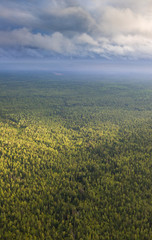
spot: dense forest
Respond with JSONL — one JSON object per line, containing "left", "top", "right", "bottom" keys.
{"left": 0, "top": 71, "right": 152, "bottom": 239}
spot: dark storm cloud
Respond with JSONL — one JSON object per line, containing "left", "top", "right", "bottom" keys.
{"left": 39, "top": 7, "right": 97, "bottom": 34}
{"left": 0, "top": 3, "right": 38, "bottom": 30}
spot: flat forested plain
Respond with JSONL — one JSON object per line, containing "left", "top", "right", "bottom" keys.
{"left": 0, "top": 71, "right": 152, "bottom": 239}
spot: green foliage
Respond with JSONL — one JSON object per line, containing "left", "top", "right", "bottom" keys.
{"left": 0, "top": 72, "right": 152, "bottom": 239}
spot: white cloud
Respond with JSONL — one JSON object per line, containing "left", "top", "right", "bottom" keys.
{"left": 100, "top": 7, "right": 152, "bottom": 36}
{"left": 1, "top": 0, "right": 152, "bottom": 59}
{"left": 112, "top": 34, "right": 152, "bottom": 58}
{"left": 75, "top": 33, "right": 98, "bottom": 46}
{"left": 0, "top": 28, "right": 75, "bottom": 54}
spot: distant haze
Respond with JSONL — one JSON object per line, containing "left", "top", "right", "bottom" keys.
{"left": 1, "top": 59, "right": 152, "bottom": 77}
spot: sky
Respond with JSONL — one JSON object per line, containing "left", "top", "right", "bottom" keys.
{"left": 1, "top": 0, "right": 152, "bottom": 71}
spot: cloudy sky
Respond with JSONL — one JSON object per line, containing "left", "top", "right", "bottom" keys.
{"left": 1, "top": 0, "right": 152, "bottom": 68}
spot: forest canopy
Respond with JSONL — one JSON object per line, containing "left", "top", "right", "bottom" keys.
{"left": 0, "top": 72, "right": 152, "bottom": 239}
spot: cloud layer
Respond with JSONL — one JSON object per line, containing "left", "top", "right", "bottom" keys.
{"left": 1, "top": 0, "right": 152, "bottom": 59}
